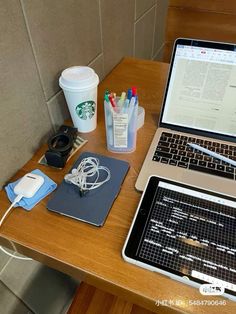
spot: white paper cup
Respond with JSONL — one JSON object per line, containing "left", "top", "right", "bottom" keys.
{"left": 59, "top": 66, "right": 99, "bottom": 132}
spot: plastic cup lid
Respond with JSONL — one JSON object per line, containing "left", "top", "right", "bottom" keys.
{"left": 59, "top": 66, "right": 99, "bottom": 91}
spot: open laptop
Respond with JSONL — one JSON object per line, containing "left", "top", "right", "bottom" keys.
{"left": 136, "top": 38, "right": 236, "bottom": 197}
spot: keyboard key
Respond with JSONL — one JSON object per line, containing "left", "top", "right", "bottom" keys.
{"left": 156, "top": 146, "right": 170, "bottom": 153}
{"left": 187, "top": 152, "right": 194, "bottom": 158}
{"left": 189, "top": 164, "right": 234, "bottom": 179}
{"left": 152, "top": 156, "right": 160, "bottom": 162}
{"left": 194, "top": 149, "right": 203, "bottom": 154}
{"left": 169, "top": 159, "right": 177, "bottom": 166}
{"left": 217, "top": 165, "right": 225, "bottom": 171}
{"left": 181, "top": 157, "right": 189, "bottom": 163}
{"left": 173, "top": 134, "right": 180, "bottom": 139}
{"left": 170, "top": 143, "right": 177, "bottom": 148}
{"left": 167, "top": 138, "right": 175, "bottom": 143}
{"left": 155, "top": 151, "right": 172, "bottom": 159}
{"left": 199, "top": 161, "right": 207, "bottom": 167}
{"left": 221, "top": 144, "right": 228, "bottom": 149}
{"left": 225, "top": 150, "right": 233, "bottom": 155}
{"left": 179, "top": 151, "right": 186, "bottom": 156}
{"left": 190, "top": 159, "right": 198, "bottom": 165}
{"left": 160, "top": 136, "right": 168, "bottom": 142}
{"left": 226, "top": 167, "right": 234, "bottom": 173}
{"left": 178, "top": 161, "right": 188, "bottom": 168}
{"left": 161, "top": 158, "right": 169, "bottom": 164}
{"left": 196, "top": 139, "right": 204, "bottom": 144}
{"left": 162, "top": 132, "right": 172, "bottom": 137}
{"left": 173, "top": 155, "right": 181, "bottom": 161}
{"left": 204, "top": 155, "right": 212, "bottom": 162}
{"left": 158, "top": 141, "right": 169, "bottom": 147}
{"left": 195, "top": 154, "right": 203, "bottom": 160}
{"left": 170, "top": 149, "right": 178, "bottom": 154}
{"left": 222, "top": 161, "right": 229, "bottom": 165}
{"left": 175, "top": 139, "right": 183, "bottom": 144}
{"left": 186, "top": 146, "right": 193, "bottom": 152}
{"left": 208, "top": 147, "right": 215, "bottom": 152}
{"left": 208, "top": 162, "right": 216, "bottom": 169}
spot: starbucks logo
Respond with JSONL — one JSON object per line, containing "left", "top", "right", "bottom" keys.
{"left": 75, "top": 101, "right": 95, "bottom": 120}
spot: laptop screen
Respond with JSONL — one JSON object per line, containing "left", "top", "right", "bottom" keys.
{"left": 161, "top": 39, "right": 236, "bottom": 138}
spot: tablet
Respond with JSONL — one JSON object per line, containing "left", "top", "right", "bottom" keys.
{"left": 122, "top": 176, "right": 236, "bottom": 301}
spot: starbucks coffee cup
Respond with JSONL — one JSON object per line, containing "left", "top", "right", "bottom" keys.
{"left": 59, "top": 66, "right": 99, "bottom": 132}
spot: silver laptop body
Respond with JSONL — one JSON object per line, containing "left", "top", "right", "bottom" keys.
{"left": 136, "top": 38, "right": 236, "bottom": 197}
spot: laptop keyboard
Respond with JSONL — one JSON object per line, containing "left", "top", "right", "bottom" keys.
{"left": 152, "top": 132, "right": 236, "bottom": 180}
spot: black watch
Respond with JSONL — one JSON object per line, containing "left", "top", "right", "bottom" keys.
{"left": 45, "top": 125, "right": 77, "bottom": 168}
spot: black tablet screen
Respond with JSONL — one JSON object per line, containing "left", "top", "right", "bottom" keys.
{"left": 124, "top": 176, "right": 236, "bottom": 298}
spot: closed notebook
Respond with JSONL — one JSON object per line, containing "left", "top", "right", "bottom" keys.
{"left": 47, "top": 152, "right": 129, "bottom": 226}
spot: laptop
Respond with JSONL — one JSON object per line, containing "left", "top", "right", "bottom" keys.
{"left": 136, "top": 38, "right": 236, "bottom": 197}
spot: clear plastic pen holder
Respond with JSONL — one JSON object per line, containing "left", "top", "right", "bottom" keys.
{"left": 104, "top": 98, "right": 138, "bottom": 153}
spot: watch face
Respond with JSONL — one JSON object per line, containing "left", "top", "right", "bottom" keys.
{"left": 75, "top": 100, "right": 95, "bottom": 120}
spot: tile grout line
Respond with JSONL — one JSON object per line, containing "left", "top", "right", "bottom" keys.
{"left": 151, "top": 4, "right": 157, "bottom": 58}
{"left": 19, "top": 0, "right": 54, "bottom": 130}
{"left": 134, "top": 3, "right": 157, "bottom": 24}
{"left": 0, "top": 254, "right": 13, "bottom": 276}
{"left": 0, "top": 279, "right": 36, "bottom": 314}
{"left": 152, "top": 42, "right": 165, "bottom": 61}
{"left": 88, "top": 52, "right": 103, "bottom": 67}
{"left": 133, "top": 0, "right": 136, "bottom": 56}
{"left": 98, "top": 0, "right": 105, "bottom": 78}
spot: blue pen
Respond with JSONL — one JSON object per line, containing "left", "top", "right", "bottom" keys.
{"left": 127, "top": 88, "right": 132, "bottom": 101}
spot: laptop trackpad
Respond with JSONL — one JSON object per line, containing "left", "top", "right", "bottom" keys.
{"left": 181, "top": 170, "right": 236, "bottom": 197}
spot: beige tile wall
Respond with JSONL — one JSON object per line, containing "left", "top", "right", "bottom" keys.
{"left": 0, "top": 0, "right": 168, "bottom": 188}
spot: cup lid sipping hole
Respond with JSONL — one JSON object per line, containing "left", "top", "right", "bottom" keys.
{"left": 59, "top": 66, "right": 99, "bottom": 91}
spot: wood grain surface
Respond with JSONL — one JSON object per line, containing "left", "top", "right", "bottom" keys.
{"left": 163, "top": 0, "right": 236, "bottom": 62}
{"left": 0, "top": 57, "right": 235, "bottom": 313}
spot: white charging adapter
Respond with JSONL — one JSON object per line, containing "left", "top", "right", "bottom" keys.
{"left": 0, "top": 172, "right": 44, "bottom": 261}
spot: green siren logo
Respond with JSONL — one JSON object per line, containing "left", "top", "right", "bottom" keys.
{"left": 75, "top": 101, "right": 95, "bottom": 120}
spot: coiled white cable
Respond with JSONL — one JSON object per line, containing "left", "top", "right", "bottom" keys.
{"left": 64, "top": 157, "right": 111, "bottom": 195}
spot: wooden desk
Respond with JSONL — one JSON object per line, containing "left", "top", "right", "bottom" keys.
{"left": 0, "top": 58, "right": 235, "bottom": 313}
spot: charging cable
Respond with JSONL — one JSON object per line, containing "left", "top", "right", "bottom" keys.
{"left": 0, "top": 194, "right": 32, "bottom": 260}
{"left": 0, "top": 172, "right": 45, "bottom": 261}
{"left": 0, "top": 195, "right": 32, "bottom": 260}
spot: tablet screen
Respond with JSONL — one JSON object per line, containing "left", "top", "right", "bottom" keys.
{"left": 123, "top": 176, "right": 236, "bottom": 300}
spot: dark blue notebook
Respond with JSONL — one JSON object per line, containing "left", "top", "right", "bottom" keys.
{"left": 47, "top": 152, "right": 129, "bottom": 226}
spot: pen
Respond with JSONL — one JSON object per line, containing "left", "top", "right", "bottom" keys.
{"left": 108, "top": 94, "right": 117, "bottom": 110}
{"left": 188, "top": 143, "right": 236, "bottom": 167}
{"left": 127, "top": 88, "right": 132, "bottom": 101}
{"left": 128, "top": 96, "right": 136, "bottom": 122}
{"left": 104, "top": 91, "right": 110, "bottom": 103}
{"left": 117, "top": 92, "right": 126, "bottom": 107}
{"left": 131, "top": 86, "right": 137, "bottom": 97}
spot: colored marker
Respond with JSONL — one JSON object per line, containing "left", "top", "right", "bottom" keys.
{"left": 131, "top": 86, "right": 137, "bottom": 97}
{"left": 117, "top": 92, "right": 126, "bottom": 107}
{"left": 127, "top": 88, "right": 132, "bottom": 101}
{"left": 108, "top": 94, "right": 117, "bottom": 110}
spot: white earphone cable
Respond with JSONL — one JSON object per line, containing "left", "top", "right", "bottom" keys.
{"left": 64, "top": 157, "right": 111, "bottom": 194}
